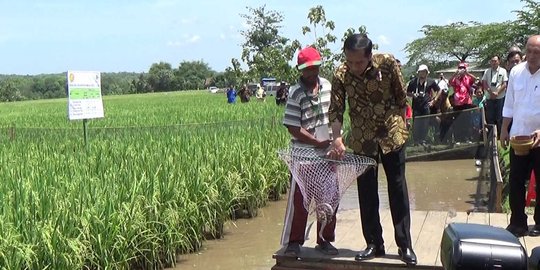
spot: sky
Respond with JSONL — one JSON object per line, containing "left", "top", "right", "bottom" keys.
{"left": 0, "top": 0, "right": 525, "bottom": 75}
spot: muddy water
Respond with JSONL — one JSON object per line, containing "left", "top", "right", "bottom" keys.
{"left": 174, "top": 159, "right": 479, "bottom": 270}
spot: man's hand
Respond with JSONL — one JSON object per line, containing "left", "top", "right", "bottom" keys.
{"left": 500, "top": 129, "right": 509, "bottom": 149}
{"left": 532, "top": 130, "right": 540, "bottom": 148}
{"left": 316, "top": 139, "right": 332, "bottom": 149}
{"left": 489, "top": 91, "right": 498, "bottom": 99}
{"left": 327, "top": 137, "right": 346, "bottom": 160}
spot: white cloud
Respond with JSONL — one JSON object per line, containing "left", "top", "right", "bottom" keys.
{"left": 187, "top": 35, "right": 200, "bottom": 43}
{"left": 377, "top": 35, "right": 390, "bottom": 45}
{"left": 167, "top": 34, "right": 201, "bottom": 47}
{"left": 153, "top": 0, "right": 178, "bottom": 9}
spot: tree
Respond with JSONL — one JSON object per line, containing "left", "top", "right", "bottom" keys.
{"left": 131, "top": 74, "right": 151, "bottom": 94}
{"left": 147, "top": 62, "right": 174, "bottom": 92}
{"left": 32, "top": 75, "right": 65, "bottom": 99}
{"left": 301, "top": 6, "right": 374, "bottom": 79}
{"left": 301, "top": 5, "right": 337, "bottom": 79}
{"left": 474, "top": 21, "right": 517, "bottom": 65}
{"left": 0, "top": 79, "right": 23, "bottom": 102}
{"left": 238, "top": 5, "right": 300, "bottom": 83}
{"left": 173, "top": 60, "right": 214, "bottom": 90}
{"left": 404, "top": 18, "right": 527, "bottom": 69}
{"left": 404, "top": 22, "right": 486, "bottom": 67}
{"left": 513, "top": 0, "right": 540, "bottom": 46}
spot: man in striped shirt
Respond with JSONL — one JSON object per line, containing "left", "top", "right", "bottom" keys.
{"left": 280, "top": 46, "right": 337, "bottom": 257}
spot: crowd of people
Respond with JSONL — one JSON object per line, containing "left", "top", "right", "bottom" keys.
{"left": 403, "top": 47, "right": 528, "bottom": 167}
{"left": 223, "top": 82, "right": 289, "bottom": 105}
{"left": 279, "top": 34, "right": 540, "bottom": 266}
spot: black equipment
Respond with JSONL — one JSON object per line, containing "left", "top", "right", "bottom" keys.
{"left": 440, "top": 223, "right": 527, "bottom": 270}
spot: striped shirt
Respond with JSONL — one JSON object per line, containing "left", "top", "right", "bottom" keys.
{"left": 283, "top": 77, "right": 332, "bottom": 147}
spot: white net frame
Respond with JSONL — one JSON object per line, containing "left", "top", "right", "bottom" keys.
{"left": 278, "top": 147, "right": 376, "bottom": 238}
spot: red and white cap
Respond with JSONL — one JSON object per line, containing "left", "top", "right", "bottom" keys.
{"left": 297, "top": 47, "right": 322, "bottom": 70}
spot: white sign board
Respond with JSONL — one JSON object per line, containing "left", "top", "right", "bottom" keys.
{"left": 67, "top": 71, "right": 104, "bottom": 120}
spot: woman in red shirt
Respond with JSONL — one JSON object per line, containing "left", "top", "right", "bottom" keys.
{"left": 449, "top": 62, "right": 477, "bottom": 143}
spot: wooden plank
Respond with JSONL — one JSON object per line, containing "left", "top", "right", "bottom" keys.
{"left": 335, "top": 209, "right": 362, "bottom": 251}
{"left": 412, "top": 211, "right": 448, "bottom": 266}
{"left": 488, "top": 212, "right": 508, "bottom": 229}
{"left": 466, "top": 211, "right": 489, "bottom": 225}
{"left": 273, "top": 210, "right": 465, "bottom": 270}
{"left": 387, "top": 210, "right": 427, "bottom": 253}
{"left": 433, "top": 211, "right": 471, "bottom": 267}
{"left": 445, "top": 210, "right": 469, "bottom": 224}
{"left": 524, "top": 215, "right": 540, "bottom": 254}
{"left": 433, "top": 209, "right": 471, "bottom": 266}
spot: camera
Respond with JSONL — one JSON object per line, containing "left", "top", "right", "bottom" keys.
{"left": 491, "top": 82, "right": 497, "bottom": 87}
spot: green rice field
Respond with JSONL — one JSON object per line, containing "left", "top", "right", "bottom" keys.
{"left": 0, "top": 91, "right": 290, "bottom": 269}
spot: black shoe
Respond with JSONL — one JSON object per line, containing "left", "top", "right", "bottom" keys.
{"left": 316, "top": 241, "right": 338, "bottom": 255}
{"left": 530, "top": 225, "right": 540, "bottom": 237}
{"left": 398, "top": 247, "right": 417, "bottom": 266}
{"left": 506, "top": 224, "right": 528, "bottom": 237}
{"left": 354, "top": 244, "right": 385, "bottom": 261}
{"left": 284, "top": 242, "right": 301, "bottom": 257}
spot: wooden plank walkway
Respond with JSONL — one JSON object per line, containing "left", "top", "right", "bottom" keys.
{"left": 272, "top": 209, "right": 540, "bottom": 270}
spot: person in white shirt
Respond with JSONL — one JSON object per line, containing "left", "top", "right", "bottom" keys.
{"left": 437, "top": 73, "right": 449, "bottom": 93}
{"left": 500, "top": 35, "right": 540, "bottom": 237}
{"left": 482, "top": 55, "right": 509, "bottom": 136}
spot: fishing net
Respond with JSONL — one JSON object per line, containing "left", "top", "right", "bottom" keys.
{"left": 278, "top": 147, "right": 376, "bottom": 239}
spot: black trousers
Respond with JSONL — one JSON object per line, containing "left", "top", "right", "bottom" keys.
{"left": 412, "top": 106, "right": 430, "bottom": 144}
{"left": 509, "top": 147, "right": 540, "bottom": 227}
{"left": 485, "top": 98, "right": 504, "bottom": 137}
{"left": 452, "top": 104, "right": 475, "bottom": 142}
{"left": 356, "top": 146, "right": 412, "bottom": 249}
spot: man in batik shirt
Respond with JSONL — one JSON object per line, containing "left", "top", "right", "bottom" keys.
{"left": 328, "top": 34, "right": 417, "bottom": 266}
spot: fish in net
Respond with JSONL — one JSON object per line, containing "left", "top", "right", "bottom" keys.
{"left": 278, "top": 147, "right": 376, "bottom": 241}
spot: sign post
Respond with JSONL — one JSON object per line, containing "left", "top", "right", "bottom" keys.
{"left": 67, "top": 71, "right": 104, "bottom": 146}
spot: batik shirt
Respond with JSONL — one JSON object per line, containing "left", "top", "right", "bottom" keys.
{"left": 329, "top": 53, "right": 408, "bottom": 156}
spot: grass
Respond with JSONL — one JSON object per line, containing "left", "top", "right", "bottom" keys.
{"left": 0, "top": 91, "right": 290, "bottom": 269}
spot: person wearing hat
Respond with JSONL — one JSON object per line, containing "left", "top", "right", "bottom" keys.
{"left": 449, "top": 62, "right": 477, "bottom": 143}
{"left": 281, "top": 46, "right": 338, "bottom": 257}
{"left": 406, "top": 64, "right": 440, "bottom": 146}
{"left": 328, "top": 34, "right": 417, "bottom": 266}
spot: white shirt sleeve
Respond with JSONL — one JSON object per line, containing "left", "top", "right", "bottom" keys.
{"left": 481, "top": 69, "right": 489, "bottom": 84}
{"left": 502, "top": 70, "right": 514, "bottom": 118}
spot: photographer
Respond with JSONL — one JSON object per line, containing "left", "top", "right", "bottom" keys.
{"left": 406, "top": 64, "right": 440, "bottom": 145}
{"left": 481, "top": 55, "right": 508, "bottom": 136}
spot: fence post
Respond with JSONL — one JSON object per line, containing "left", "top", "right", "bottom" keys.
{"left": 487, "top": 125, "right": 503, "bottom": 213}
{"left": 8, "top": 123, "right": 15, "bottom": 141}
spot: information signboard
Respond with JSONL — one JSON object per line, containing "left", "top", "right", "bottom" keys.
{"left": 67, "top": 71, "right": 104, "bottom": 120}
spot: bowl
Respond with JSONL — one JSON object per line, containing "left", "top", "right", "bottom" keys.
{"left": 510, "top": 135, "right": 534, "bottom": 156}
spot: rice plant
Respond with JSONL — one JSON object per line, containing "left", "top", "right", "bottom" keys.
{"left": 0, "top": 91, "right": 290, "bottom": 269}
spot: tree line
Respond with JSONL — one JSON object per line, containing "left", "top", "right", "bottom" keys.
{"left": 0, "top": 0, "right": 537, "bottom": 102}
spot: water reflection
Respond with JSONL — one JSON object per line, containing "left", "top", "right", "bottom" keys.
{"left": 174, "top": 159, "right": 479, "bottom": 270}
